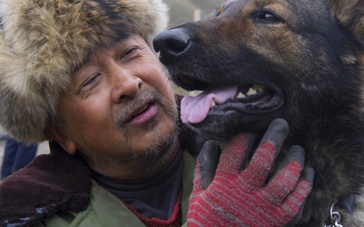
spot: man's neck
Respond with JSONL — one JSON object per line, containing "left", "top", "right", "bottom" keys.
{"left": 91, "top": 146, "right": 183, "bottom": 220}
{"left": 85, "top": 137, "right": 181, "bottom": 181}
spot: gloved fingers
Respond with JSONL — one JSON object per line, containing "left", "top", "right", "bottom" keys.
{"left": 197, "top": 140, "right": 221, "bottom": 189}
{"left": 257, "top": 118, "right": 289, "bottom": 155}
{"left": 264, "top": 145, "right": 305, "bottom": 203}
{"left": 242, "top": 118, "right": 289, "bottom": 188}
{"left": 267, "top": 167, "right": 314, "bottom": 226}
{"left": 282, "top": 166, "right": 315, "bottom": 225}
{"left": 217, "top": 133, "right": 256, "bottom": 173}
{"left": 275, "top": 145, "right": 305, "bottom": 172}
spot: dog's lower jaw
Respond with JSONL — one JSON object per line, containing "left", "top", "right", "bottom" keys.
{"left": 189, "top": 113, "right": 282, "bottom": 141}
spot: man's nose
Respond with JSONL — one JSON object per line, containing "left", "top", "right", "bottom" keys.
{"left": 153, "top": 28, "right": 191, "bottom": 65}
{"left": 111, "top": 69, "right": 142, "bottom": 102}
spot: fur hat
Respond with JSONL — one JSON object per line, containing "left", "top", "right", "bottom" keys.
{"left": 0, "top": 0, "right": 169, "bottom": 142}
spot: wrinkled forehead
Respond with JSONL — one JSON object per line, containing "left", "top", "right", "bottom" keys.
{"left": 71, "top": 35, "right": 132, "bottom": 75}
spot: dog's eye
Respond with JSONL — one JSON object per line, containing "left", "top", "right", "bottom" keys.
{"left": 253, "top": 10, "right": 284, "bottom": 23}
{"left": 262, "top": 13, "right": 275, "bottom": 20}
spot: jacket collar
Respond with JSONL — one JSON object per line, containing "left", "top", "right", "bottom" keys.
{"left": 0, "top": 142, "right": 92, "bottom": 226}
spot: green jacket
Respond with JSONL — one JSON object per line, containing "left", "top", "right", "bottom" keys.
{"left": 0, "top": 143, "right": 195, "bottom": 227}
{"left": 0, "top": 118, "right": 201, "bottom": 226}
{"left": 23, "top": 151, "right": 195, "bottom": 227}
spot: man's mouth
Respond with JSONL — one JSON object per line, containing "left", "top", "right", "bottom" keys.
{"left": 133, "top": 103, "right": 152, "bottom": 116}
{"left": 125, "top": 99, "right": 157, "bottom": 125}
{"left": 181, "top": 84, "right": 282, "bottom": 124}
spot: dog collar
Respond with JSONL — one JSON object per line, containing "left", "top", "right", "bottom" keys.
{"left": 324, "top": 195, "right": 355, "bottom": 227}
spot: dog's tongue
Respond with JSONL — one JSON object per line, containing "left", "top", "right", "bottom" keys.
{"left": 181, "top": 86, "right": 238, "bottom": 124}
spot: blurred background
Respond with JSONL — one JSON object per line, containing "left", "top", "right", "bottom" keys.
{"left": 165, "top": 0, "right": 223, "bottom": 27}
{"left": 164, "top": 0, "right": 228, "bottom": 95}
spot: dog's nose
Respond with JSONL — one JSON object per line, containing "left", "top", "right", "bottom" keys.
{"left": 153, "top": 28, "right": 190, "bottom": 65}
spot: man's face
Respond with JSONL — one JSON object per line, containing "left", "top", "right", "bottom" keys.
{"left": 55, "top": 34, "right": 178, "bottom": 178}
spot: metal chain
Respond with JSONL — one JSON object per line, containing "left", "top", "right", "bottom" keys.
{"left": 324, "top": 202, "right": 343, "bottom": 227}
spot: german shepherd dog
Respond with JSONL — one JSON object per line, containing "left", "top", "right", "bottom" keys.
{"left": 153, "top": 0, "right": 364, "bottom": 226}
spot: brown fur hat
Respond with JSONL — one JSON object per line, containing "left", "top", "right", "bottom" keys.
{"left": 0, "top": 0, "right": 169, "bottom": 142}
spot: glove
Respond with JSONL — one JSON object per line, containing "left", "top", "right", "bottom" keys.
{"left": 187, "top": 118, "right": 315, "bottom": 227}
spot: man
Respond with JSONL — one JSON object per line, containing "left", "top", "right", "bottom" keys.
{"left": 0, "top": 0, "right": 314, "bottom": 226}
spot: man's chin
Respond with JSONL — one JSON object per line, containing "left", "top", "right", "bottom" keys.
{"left": 129, "top": 126, "right": 178, "bottom": 169}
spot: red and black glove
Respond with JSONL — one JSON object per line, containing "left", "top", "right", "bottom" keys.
{"left": 187, "top": 118, "right": 315, "bottom": 227}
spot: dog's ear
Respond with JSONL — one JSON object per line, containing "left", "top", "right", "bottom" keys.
{"left": 330, "top": 0, "right": 364, "bottom": 64}
{"left": 330, "top": 0, "right": 364, "bottom": 44}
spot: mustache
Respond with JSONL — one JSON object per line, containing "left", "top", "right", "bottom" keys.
{"left": 116, "top": 89, "right": 165, "bottom": 127}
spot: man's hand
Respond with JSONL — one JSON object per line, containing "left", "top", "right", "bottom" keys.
{"left": 187, "top": 118, "right": 315, "bottom": 227}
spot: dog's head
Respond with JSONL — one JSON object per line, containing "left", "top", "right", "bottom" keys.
{"left": 154, "top": 0, "right": 364, "bottom": 140}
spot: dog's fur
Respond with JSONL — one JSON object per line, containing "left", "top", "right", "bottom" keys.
{"left": 153, "top": 0, "right": 364, "bottom": 226}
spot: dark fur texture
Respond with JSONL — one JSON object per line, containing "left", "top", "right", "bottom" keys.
{"left": 154, "top": 0, "right": 364, "bottom": 226}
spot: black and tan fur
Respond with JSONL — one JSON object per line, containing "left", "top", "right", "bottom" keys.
{"left": 154, "top": 0, "right": 364, "bottom": 226}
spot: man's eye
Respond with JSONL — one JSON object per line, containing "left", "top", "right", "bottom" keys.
{"left": 121, "top": 47, "right": 140, "bottom": 61}
{"left": 124, "top": 48, "right": 137, "bottom": 56}
{"left": 81, "top": 74, "right": 99, "bottom": 88}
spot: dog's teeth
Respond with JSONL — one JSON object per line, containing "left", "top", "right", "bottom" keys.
{"left": 236, "top": 92, "right": 246, "bottom": 99}
{"left": 246, "top": 87, "right": 257, "bottom": 96}
{"left": 211, "top": 100, "right": 216, "bottom": 107}
{"left": 253, "top": 84, "right": 264, "bottom": 91}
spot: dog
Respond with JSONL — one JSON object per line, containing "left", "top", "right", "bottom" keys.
{"left": 153, "top": 0, "right": 364, "bottom": 226}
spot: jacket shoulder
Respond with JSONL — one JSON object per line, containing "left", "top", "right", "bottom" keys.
{"left": 40, "top": 181, "right": 145, "bottom": 227}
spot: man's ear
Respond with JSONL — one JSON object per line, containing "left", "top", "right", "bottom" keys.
{"left": 44, "top": 124, "right": 78, "bottom": 155}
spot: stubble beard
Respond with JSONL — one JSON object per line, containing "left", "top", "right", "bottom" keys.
{"left": 92, "top": 89, "right": 179, "bottom": 173}
{"left": 125, "top": 122, "right": 178, "bottom": 172}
